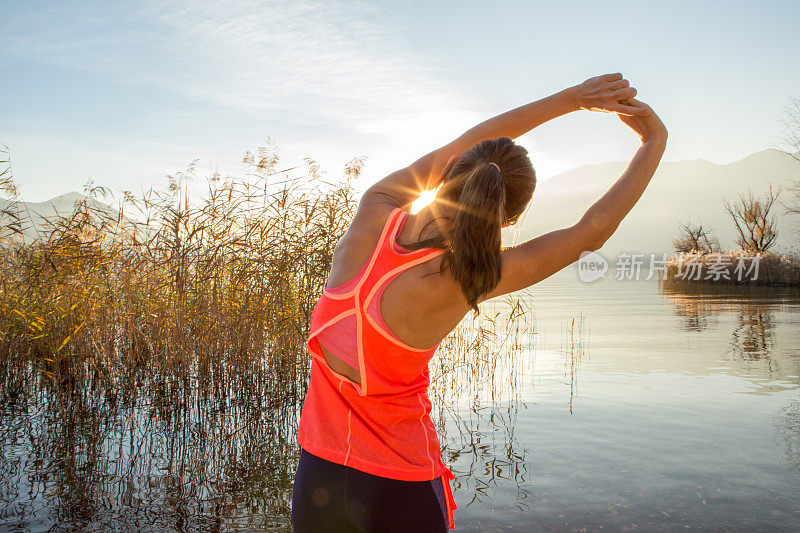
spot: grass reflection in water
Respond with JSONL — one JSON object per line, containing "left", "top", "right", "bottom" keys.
{"left": 0, "top": 295, "right": 539, "bottom": 531}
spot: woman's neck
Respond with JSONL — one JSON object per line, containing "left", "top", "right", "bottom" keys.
{"left": 401, "top": 199, "right": 454, "bottom": 245}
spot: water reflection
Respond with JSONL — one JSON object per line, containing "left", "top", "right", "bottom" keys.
{"left": 661, "top": 280, "right": 800, "bottom": 488}
{"left": 3, "top": 276, "right": 800, "bottom": 531}
{"left": 661, "top": 280, "right": 800, "bottom": 391}
{"left": 661, "top": 280, "right": 799, "bottom": 335}
{"left": 665, "top": 291, "right": 717, "bottom": 331}
{"left": 0, "top": 363, "right": 301, "bottom": 532}
{"left": 0, "top": 297, "right": 537, "bottom": 531}
{"left": 778, "top": 401, "right": 800, "bottom": 474}
{"left": 430, "top": 296, "right": 537, "bottom": 512}
{"left": 728, "top": 303, "right": 775, "bottom": 361}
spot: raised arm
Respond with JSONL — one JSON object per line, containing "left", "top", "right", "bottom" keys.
{"left": 481, "top": 98, "right": 667, "bottom": 301}
{"left": 363, "top": 73, "right": 647, "bottom": 211}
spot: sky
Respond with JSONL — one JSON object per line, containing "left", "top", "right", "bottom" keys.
{"left": 1, "top": 0, "right": 799, "bottom": 202}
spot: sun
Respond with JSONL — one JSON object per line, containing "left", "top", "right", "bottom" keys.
{"left": 410, "top": 184, "right": 442, "bottom": 214}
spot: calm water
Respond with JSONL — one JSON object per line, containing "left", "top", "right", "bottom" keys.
{"left": 2, "top": 268, "right": 799, "bottom": 531}
{"left": 446, "top": 270, "right": 800, "bottom": 532}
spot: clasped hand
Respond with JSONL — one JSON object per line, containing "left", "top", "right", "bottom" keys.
{"left": 573, "top": 73, "right": 667, "bottom": 143}
{"left": 573, "top": 72, "right": 648, "bottom": 116}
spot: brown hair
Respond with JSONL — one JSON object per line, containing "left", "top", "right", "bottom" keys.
{"left": 404, "top": 137, "right": 536, "bottom": 312}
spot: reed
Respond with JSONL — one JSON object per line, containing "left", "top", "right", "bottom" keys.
{"left": 561, "top": 311, "right": 588, "bottom": 415}
{"left": 0, "top": 141, "right": 360, "bottom": 410}
{"left": 0, "top": 141, "right": 539, "bottom": 528}
{"left": 0, "top": 139, "right": 536, "bottom": 409}
{"left": 428, "top": 295, "right": 537, "bottom": 507}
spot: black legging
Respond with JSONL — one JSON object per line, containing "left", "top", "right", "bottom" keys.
{"left": 292, "top": 448, "right": 448, "bottom": 532}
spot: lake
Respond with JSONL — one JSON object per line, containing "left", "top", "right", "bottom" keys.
{"left": 442, "top": 268, "right": 800, "bottom": 532}
{"left": 1, "top": 267, "right": 799, "bottom": 531}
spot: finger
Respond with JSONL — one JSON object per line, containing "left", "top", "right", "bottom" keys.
{"left": 612, "top": 102, "right": 651, "bottom": 116}
{"left": 625, "top": 98, "right": 653, "bottom": 113}
{"left": 602, "top": 72, "right": 623, "bottom": 82}
{"left": 608, "top": 79, "right": 629, "bottom": 91}
{"left": 612, "top": 87, "right": 637, "bottom": 100}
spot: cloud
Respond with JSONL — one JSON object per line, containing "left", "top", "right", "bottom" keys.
{"left": 3, "top": 0, "right": 483, "bottom": 137}
{"left": 3, "top": 1, "right": 529, "bottom": 202}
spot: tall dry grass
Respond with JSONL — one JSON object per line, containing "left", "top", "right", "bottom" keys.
{"left": 0, "top": 141, "right": 360, "bottom": 410}
{"left": 0, "top": 140, "right": 535, "bottom": 406}
{"left": 0, "top": 141, "right": 539, "bottom": 529}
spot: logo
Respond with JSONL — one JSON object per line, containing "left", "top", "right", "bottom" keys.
{"left": 577, "top": 251, "right": 608, "bottom": 282}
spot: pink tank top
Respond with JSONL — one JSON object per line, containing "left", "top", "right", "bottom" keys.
{"left": 315, "top": 212, "right": 415, "bottom": 368}
{"left": 297, "top": 207, "right": 458, "bottom": 529}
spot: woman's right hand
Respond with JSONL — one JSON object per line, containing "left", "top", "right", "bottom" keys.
{"left": 573, "top": 73, "right": 649, "bottom": 116}
{"left": 617, "top": 98, "right": 667, "bottom": 144}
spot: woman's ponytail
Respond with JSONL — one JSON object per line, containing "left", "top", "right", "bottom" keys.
{"left": 401, "top": 137, "right": 536, "bottom": 314}
{"left": 450, "top": 162, "right": 506, "bottom": 312}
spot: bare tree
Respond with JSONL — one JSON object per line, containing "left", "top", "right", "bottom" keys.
{"left": 723, "top": 184, "right": 781, "bottom": 252}
{"left": 673, "top": 219, "right": 720, "bottom": 253}
{"left": 780, "top": 97, "right": 800, "bottom": 220}
{"left": 781, "top": 97, "right": 800, "bottom": 163}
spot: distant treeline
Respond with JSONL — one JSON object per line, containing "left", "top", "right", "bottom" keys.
{"left": 668, "top": 182, "right": 800, "bottom": 286}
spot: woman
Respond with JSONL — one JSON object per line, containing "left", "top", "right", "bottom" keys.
{"left": 292, "top": 73, "right": 667, "bottom": 532}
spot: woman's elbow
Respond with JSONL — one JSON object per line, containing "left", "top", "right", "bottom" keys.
{"left": 575, "top": 216, "right": 615, "bottom": 252}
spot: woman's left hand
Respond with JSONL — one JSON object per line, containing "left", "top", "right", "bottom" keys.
{"left": 572, "top": 73, "right": 651, "bottom": 116}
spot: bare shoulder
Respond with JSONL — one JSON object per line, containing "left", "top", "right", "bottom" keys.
{"left": 326, "top": 198, "right": 397, "bottom": 286}
{"left": 340, "top": 197, "right": 397, "bottom": 251}
{"left": 353, "top": 196, "right": 398, "bottom": 233}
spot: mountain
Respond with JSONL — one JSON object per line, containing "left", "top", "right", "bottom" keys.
{"left": 0, "top": 192, "right": 124, "bottom": 243}
{"left": 5, "top": 150, "right": 800, "bottom": 256}
{"left": 506, "top": 149, "right": 800, "bottom": 260}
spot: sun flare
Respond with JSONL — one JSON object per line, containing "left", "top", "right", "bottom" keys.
{"left": 410, "top": 185, "right": 441, "bottom": 214}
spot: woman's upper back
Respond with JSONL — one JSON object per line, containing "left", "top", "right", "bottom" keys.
{"left": 325, "top": 204, "right": 470, "bottom": 353}
{"left": 299, "top": 205, "right": 461, "bottom": 487}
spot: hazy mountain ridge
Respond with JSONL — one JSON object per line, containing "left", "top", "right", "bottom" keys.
{"left": 509, "top": 149, "right": 800, "bottom": 258}
{"left": 5, "top": 150, "right": 800, "bottom": 256}
{"left": 0, "top": 192, "right": 124, "bottom": 242}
